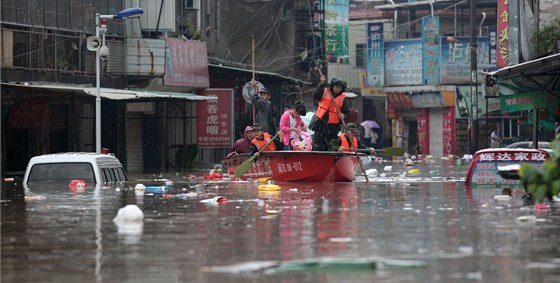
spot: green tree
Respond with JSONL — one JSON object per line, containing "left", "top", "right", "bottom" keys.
{"left": 520, "top": 136, "right": 560, "bottom": 203}
{"left": 532, "top": 18, "right": 560, "bottom": 56}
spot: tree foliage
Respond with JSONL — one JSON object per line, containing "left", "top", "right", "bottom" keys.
{"left": 519, "top": 136, "right": 560, "bottom": 203}
{"left": 532, "top": 18, "right": 560, "bottom": 56}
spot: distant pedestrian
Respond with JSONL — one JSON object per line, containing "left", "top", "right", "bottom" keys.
{"left": 491, "top": 128, "right": 501, "bottom": 148}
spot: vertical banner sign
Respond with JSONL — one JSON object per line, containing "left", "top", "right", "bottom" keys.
{"left": 508, "top": 0, "right": 519, "bottom": 65}
{"left": 488, "top": 26, "right": 497, "bottom": 65}
{"left": 417, "top": 109, "right": 429, "bottom": 155}
{"left": 422, "top": 16, "right": 439, "bottom": 85}
{"left": 497, "top": 0, "right": 509, "bottom": 67}
{"left": 195, "top": 89, "right": 234, "bottom": 148}
{"left": 442, "top": 107, "right": 456, "bottom": 155}
{"left": 366, "top": 22, "right": 384, "bottom": 88}
{"left": 324, "top": 0, "right": 349, "bottom": 63}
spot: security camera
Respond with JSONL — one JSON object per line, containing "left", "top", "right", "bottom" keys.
{"left": 99, "top": 45, "right": 109, "bottom": 60}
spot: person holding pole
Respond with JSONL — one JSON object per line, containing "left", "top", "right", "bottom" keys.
{"left": 250, "top": 85, "right": 278, "bottom": 134}
{"left": 308, "top": 75, "right": 350, "bottom": 151}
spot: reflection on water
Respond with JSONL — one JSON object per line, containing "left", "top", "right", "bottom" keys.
{"left": 2, "top": 162, "right": 560, "bottom": 282}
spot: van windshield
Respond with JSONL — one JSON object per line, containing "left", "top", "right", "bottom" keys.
{"left": 27, "top": 163, "right": 96, "bottom": 186}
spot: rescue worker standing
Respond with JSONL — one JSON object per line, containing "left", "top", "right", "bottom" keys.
{"left": 250, "top": 81, "right": 278, "bottom": 134}
{"left": 248, "top": 124, "right": 277, "bottom": 156}
{"left": 308, "top": 75, "right": 350, "bottom": 151}
{"left": 338, "top": 123, "right": 376, "bottom": 155}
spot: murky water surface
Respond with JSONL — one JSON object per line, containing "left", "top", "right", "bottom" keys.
{"left": 3, "top": 159, "right": 560, "bottom": 282}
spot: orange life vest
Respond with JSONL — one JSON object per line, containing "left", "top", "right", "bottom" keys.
{"left": 338, "top": 133, "right": 358, "bottom": 152}
{"left": 316, "top": 89, "right": 346, "bottom": 124}
{"left": 251, "top": 132, "right": 276, "bottom": 152}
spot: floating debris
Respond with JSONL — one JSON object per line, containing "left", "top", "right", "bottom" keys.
{"left": 516, "top": 215, "right": 537, "bottom": 224}
{"left": 494, "top": 195, "right": 512, "bottom": 202}
{"left": 200, "top": 196, "right": 228, "bottom": 204}
{"left": 258, "top": 184, "right": 281, "bottom": 191}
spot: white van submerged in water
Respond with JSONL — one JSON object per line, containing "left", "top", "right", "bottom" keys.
{"left": 23, "top": 152, "right": 127, "bottom": 191}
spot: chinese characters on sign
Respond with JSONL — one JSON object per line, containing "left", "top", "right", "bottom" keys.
{"left": 164, "top": 38, "right": 210, "bottom": 88}
{"left": 324, "top": 0, "right": 349, "bottom": 63}
{"left": 422, "top": 16, "right": 439, "bottom": 85}
{"left": 442, "top": 107, "right": 456, "bottom": 155}
{"left": 440, "top": 37, "right": 493, "bottom": 84}
{"left": 366, "top": 22, "right": 384, "bottom": 88}
{"left": 384, "top": 39, "right": 423, "bottom": 85}
{"left": 417, "top": 109, "right": 429, "bottom": 154}
{"left": 497, "top": 0, "right": 509, "bottom": 67}
{"left": 472, "top": 151, "right": 548, "bottom": 185}
{"left": 276, "top": 161, "right": 303, "bottom": 174}
{"left": 195, "top": 89, "right": 233, "bottom": 148}
{"left": 478, "top": 151, "right": 548, "bottom": 162}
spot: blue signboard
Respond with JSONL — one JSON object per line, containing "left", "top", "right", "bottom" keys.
{"left": 440, "top": 36, "right": 495, "bottom": 84}
{"left": 366, "top": 22, "right": 384, "bottom": 88}
{"left": 384, "top": 39, "right": 423, "bottom": 86}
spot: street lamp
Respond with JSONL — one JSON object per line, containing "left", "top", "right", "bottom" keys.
{"left": 92, "top": 7, "right": 144, "bottom": 153}
{"left": 469, "top": 0, "right": 478, "bottom": 153}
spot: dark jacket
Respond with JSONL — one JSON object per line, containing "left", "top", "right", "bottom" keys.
{"left": 251, "top": 95, "right": 278, "bottom": 134}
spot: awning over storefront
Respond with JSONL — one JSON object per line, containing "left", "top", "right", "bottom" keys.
{"left": 1, "top": 82, "right": 214, "bottom": 101}
{"left": 484, "top": 53, "right": 560, "bottom": 80}
{"left": 83, "top": 88, "right": 214, "bottom": 101}
{"left": 383, "top": 85, "right": 440, "bottom": 93}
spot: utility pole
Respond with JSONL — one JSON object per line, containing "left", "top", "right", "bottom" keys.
{"left": 470, "top": 0, "right": 479, "bottom": 153}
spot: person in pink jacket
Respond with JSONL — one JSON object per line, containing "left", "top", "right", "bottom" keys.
{"left": 279, "top": 103, "right": 307, "bottom": 150}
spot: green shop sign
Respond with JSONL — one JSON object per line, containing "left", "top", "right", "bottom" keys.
{"left": 500, "top": 91, "right": 560, "bottom": 112}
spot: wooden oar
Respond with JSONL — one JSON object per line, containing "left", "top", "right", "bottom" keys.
{"left": 316, "top": 67, "right": 369, "bottom": 182}
{"left": 234, "top": 131, "right": 281, "bottom": 178}
{"left": 251, "top": 35, "right": 256, "bottom": 124}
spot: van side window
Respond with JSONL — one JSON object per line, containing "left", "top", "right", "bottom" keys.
{"left": 116, "top": 168, "right": 127, "bottom": 181}
{"left": 102, "top": 168, "right": 116, "bottom": 183}
{"left": 111, "top": 168, "right": 125, "bottom": 181}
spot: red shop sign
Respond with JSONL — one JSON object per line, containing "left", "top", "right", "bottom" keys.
{"left": 195, "top": 89, "right": 234, "bottom": 148}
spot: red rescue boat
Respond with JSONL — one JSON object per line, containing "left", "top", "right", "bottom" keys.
{"left": 223, "top": 151, "right": 361, "bottom": 182}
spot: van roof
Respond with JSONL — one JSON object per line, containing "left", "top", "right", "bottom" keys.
{"left": 28, "top": 152, "right": 123, "bottom": 166}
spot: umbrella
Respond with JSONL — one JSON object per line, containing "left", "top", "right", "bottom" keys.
{"left": 360, "top": 120, "right": 380, "bottom": 129}
{"left": 301, "top": 111, "right": 315, "bottom": 134}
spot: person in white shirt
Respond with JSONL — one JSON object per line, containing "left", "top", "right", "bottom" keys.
{"left": 491, "top": 128, "right": 501, "bottom": 148}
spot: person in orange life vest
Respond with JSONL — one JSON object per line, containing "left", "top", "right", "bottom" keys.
{"left": 308, "top": 76, "right": 350, "bottom": 151}
{"left": 337, "top": 123, "right": 376, "bottom": 155}
{"left": 249, "top": 124, "right": 277, "bottom": 157}
{"left": 279, "top": 103, "right": 307, "bottom": 150}
{"left": 226, "top": 125, "right": 255, "bottom": 158}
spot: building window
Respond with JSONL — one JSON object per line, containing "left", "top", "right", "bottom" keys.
{"left": 355, "top": 43, "right": 365, "bottom": 68}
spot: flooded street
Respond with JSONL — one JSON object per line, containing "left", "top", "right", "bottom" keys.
{"left": 3, "top": 159, "right": 560, "bottom": 282}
